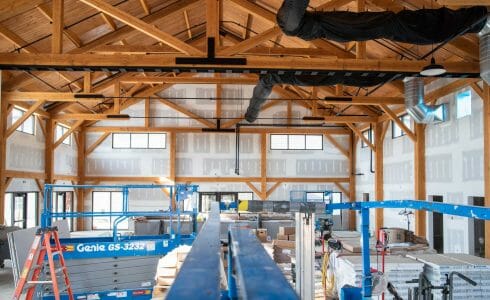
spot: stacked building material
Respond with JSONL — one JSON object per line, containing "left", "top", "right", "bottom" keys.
{"left": 407, "top": 253, "right": 490, "bottom": 299}
{"left": 333, "top": 255, "right": 424, "bottom": 299}
{"left": 152, "top": 245, "right": 192, "bottom": 299}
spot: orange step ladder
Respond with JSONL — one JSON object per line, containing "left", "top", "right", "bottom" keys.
{"left": 12, "top": 227, "right": 74, "bottom": 300}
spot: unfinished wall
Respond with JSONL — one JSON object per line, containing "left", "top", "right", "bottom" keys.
{"left": 355, "top": 79, "right": 485, "bottom": 254}
{"left": 84, "top": 84, "right": 350, "bottom": 229}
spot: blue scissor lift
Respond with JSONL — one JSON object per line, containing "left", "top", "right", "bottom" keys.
{"left": 40, "top": 183, "right": 199, "bottom": 300}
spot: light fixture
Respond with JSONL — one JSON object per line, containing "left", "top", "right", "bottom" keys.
{"left": 420, "top": 57, "right": 446, "bottom": 77}
{"left": 302, "top": 116, "right": 324, "bottom": 121}
{"left": 106, "top": 114, "right": 130, "bottom": 119}
{"left": 74, "top": 93, "right": 105, "bottom": 99}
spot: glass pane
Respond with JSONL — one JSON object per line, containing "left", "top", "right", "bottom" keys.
{"left": 306, "top": 135, "right": 323, "bottom": 150}
{"left": 238, "top": 193, "right": 253, "bottom": 201}
{"left": 148, "top": 134, "right": 166, "bottom": 149}
{"left": 14, "top": 195, "right": 25, "bottom": 228}
{"left": 113, "top": 133, "right": 130, "bottom": 148}
{"left": 130, "top": 134, "right": 148, "bottom": 148}
{"left": 55, "top": 125, "right": 64, "bottom": 141}
{"left": 456, "top": 90, "right": 471, "bottom": 119}
{"left": 402, "top": 115, "right": 411, "bottom": 129}
{"left": 12, "top": 108, "right": 22, "bottom": 124}
{"left": 62, "top": 134, "right": 71, "bottom": 145}
{"left": 4, "top": 193, "right": 12, "bottom": 226}
{"left": 27, "top": 193, "right": 37, "bottom": 228}
{"left": 93, "top": 192, "right": 111, "bottom": 230}
{"left": 288, "top": 135, "right": 305, "bottom": 150}
{"left": 23, "top": 116, "right": 34, "bottom": 134}
{"left": 270, "top": 135, "right": 288, "bottom": 150}
{"left": 306, "top": 192, "right": 324, "bottom": 202}
{"left": 393, "top": 122, "right": 403, "bottom": 138}
{"left": 57, "top": 194, "right": 64, "bottom": 213}
{"left": 332, "top": 192, "right": 342, "bottom": 215}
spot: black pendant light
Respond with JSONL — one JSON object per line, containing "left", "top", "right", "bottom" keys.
{"left": 420, "top": 57, "right": 447, "bottom": 77}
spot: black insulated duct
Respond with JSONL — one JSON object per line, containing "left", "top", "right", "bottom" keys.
{"left": 276, "top": 0, "right": 487, "bottom": 43}
{"left": 244, "top": 1, "right": 488, "bottom": 123}
{"left": 245, "top": 73, "right": 390, "bottom": 122}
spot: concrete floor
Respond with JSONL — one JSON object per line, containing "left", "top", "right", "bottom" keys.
{"left": 0, "top": 261, "right": 15, "bottom": 299}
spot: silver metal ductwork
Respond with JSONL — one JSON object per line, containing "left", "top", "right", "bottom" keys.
{"left": 480, "top": 16, "right": 490, "bottom": 84}
{"left": 404, "top": 77, "right": 445, "bottom": 124}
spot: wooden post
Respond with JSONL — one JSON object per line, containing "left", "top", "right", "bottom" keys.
{"left": 356, "top": 0, "right": 366, "bottom": 59}
{"left": 414, "top": 123, "right": 427, "bottom": 237}
{"left": 52, "top": 0, "right": 64, "bottom": 54}
{"left": 374, "top": 122, "right": 384, "bottom": 231}
{"left": 483, "top": 83, "right": 490, "bottom": 258}
{"left": 260, "top": 133, "right": 267, "bottom": 200}
{"left": 348, "top": 131, "right": 357, "bottom": 230}
{"left": 206, "top": 0, "right": 220, "bottom": 53}
{"left": 76, "top": 129, "right": 85, "bottom": 230}
{"left": 169, "top": 132, "right": 177, "bottom": 209}
{"left": 45, "top": 119, "right": 55, "bottom": 185}
{"left": 0, "top": 71, "right": 6, "bottom": 224}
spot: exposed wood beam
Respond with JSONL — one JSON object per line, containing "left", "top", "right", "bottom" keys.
{"left": 245, "top": 182, "right": 262, "bottom": 199}
{"left": 219, "top": 27, "right": 282, "bottom": 56}
{"left": 0, "top": 52, "right": 480, "bottom": 74}
{"left": 139, "top": 0, "right": 151, "bottom": 15}
{"left": 86, "top": 132, "right": 111, "bottom": 155}
{"left": 5, "top": 170, "right": 45, "bottom": 180}
{"left": 206, "top": 0, "right": 220, "bottom": 52}
{"left": 316, "top": 0, "right": 354, "bottom": 10}
{"left": 324, "top": 133, "right": 349, "bottom": 158}
{"left": 120, "top": 76, "right": 258, "bottom": 84}
{"left": 183, "top": 10, "right": 193, "bottom": 40}
{"left": 260, "top": 133, "right": 267, "bottom": 200}
{"left": 334, "top": 182, "right": 349, "bottom": 197}
{"left": 145, "top": 98, "right": 151, "bottom": 128}
{"left": 266, "top": 182, "right": 282, "bottom": 199}
{"left": 374, "top": 121, "right": 384, "bottom": 231}
{"left": 471, "top": 82, "right": 484, "bottom": 100}
{"left": 84, "top": 126, "right": 350, "bottom": 135}
{"left": 379, "top": 104, "right": 416, "bottom": 142}
{"left": 220, "top": 99, "right": 282, "bottom": 128}
{"left": 0, "top": 24, "right": 37, "bottom": 53}
{"left": 158, "top": 98, "right": 215, "bottom": 128}
{"left": 433, "top": 0, "right": 490, "bottom": 5}
{"left": 76, "top": 128, "right": 85, "bottom": 230}
{"left": 348, "top": 132, "right": 356, "bottom": 229}
{"left": 0, "top": 72, "right": 6, "bottom": 224}
{"left": 346, "top": 123, "right": 375, "bottom": 151}
{"left": 84, "top": 176, "right": 350, "bottom": 183}
{"left": 325, "top": 116, "right": 378, "bottom": 123}
{"left": 83, "top": 72, "right": 92, "bottom": 93}
{"left": 45, "top": 120, "right": 55, "bottom": 185}
{"left": 100, "top": 13, "right": 117, "bottom": 31}
{"left": 356, "top": 0, "right": 366, "bottom": 59}
{"left": 6, "top": 100, "right": 46, "bottom": 137}
{"left": 0, "top": 53, "right": 478, "bottom": 74}
{"left": 0, "top": 0, "right": 47, "bottom": 22}
{"left": 54, "top": 120, "right": 84, "bottom": 148}
{"left": 37, "top": 115, "right": 47, "bottom": 137}
{"left": 414, "top": 123, "right": 426, "bottom": 237}
{"left": 78, "top": 0, "right": 203, "bottom": 55}
{"left": 37, "top": 3, "right": 82, "bottom": 48}
{"left": 484, "top": 83, "right": 490, "bottom": 258}
{"left": 52, "top": 0, "right": 64, "bottom": 54}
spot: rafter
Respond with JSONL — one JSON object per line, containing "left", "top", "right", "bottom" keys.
{"left": 78, "top": 0, "right": 203, "bottom": 56}
{"left": 219, "top": 27, "right": 283, "bottom": 56}
{"left": 86, "top": 132, "right": 111, "bottom": 155}
{"left": 347, "top": 123, "right": 375, "bottom": 151}
{"left": 157, "top": 98, "right": 215, "bottom": 128}
{"left": 379, "top": 104, "right": 416, "bottom": 142}
{"left": 324, "top": 133, "right": 350, "bottom": 158}
{"left": 37, "top": 3, "right": 82, "bottom": 48}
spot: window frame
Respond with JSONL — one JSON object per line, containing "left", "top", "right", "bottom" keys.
{"left": 11, "top": 107, "right": 35, "bottom": 135}
{"left": 4, "top": 192, "right": 38, "bottom": 228}
{"left": 91, "top": 191, "right": 129, "bottom": 230}
{"left": 112, "top": 133, "right": 167, "bottom": 149}
{"left": 270, "top": 134, "right": 323, "bottom": 150}
{"left": 392, "top": 114, "right": 411, "bottom": 139}
{"left": 361, "top": 129, "right": 372, "bottom": 148}
{"left": 56, "top": 124, "right": 72, "bottom": 146}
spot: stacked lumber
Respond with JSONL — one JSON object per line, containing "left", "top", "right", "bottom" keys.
{"left": 151, "top": 245, "right": 192, "bottom": 299}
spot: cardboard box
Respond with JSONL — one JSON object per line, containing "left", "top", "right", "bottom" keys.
{"left": 272, "top": 239, "right": 295, "bottom": 249}
{"left": 156, "top": 267, "right": 177, "bottom": 277}
{"left": 288, "top": 234, "right": 295, "bottom": 241}
{"left": 157, "top": 276, "right": 175, "bottom": 286}
{"left": 277, "top": 234, "right": 288, "bottom": 240}
{"left": 279, "top": 226, "right": 295, "bottom": 235}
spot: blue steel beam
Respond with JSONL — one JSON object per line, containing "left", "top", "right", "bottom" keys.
{"left": 228, "top": 226, "right": 299, "bottom": 300}
{"left": 166, "top": 202, "right": 221, "bottom": 300}
{"left": 326, "top": 200, "right": 490, "bottom": 220}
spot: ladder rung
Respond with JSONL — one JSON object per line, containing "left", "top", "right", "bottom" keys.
{"left": 28, "top": 280, "right": 53, "bottom": 284}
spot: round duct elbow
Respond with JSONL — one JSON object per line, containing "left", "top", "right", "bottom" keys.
{"left": 404, "top": 77, "right": 445, "bottom": 124}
